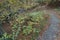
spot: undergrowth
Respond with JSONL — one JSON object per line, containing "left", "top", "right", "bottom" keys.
{"left": 0, "top": 0, "right": 49, "bottom": 40}
{"left": 0, "top": 11, "right": 49, "bottom": 40}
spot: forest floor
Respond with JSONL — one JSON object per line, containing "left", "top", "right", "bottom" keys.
{"left": 25, "top": 5, "right": 60, "bottom": 40}
{"left": 36, "top": 7, "right": 60, "bottom": 40}
{"left": 1, "top": 4, "right": 60, "bottom": 40}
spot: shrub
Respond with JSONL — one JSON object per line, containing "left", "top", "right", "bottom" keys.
{"left": 0, "top": 11, "right": 49, "bottom": 40}
{"left": 0, "top": 0, "right": 49, "bottom": 40}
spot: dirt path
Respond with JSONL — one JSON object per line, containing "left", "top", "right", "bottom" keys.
{"left": 37, "top": 9, "right": 60, "bottom": 40}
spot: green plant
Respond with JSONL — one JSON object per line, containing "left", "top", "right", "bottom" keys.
{"left": 36, "top": 0, "right": 51, "bottom": 5}
{"left": 0, "top": 0, "right": 49, "bottom": 40}
{"left": 12, "top": 23, "right": 21, "bottom": 40}
{"left": 0, "top": 33, "right": 12, "bottom": 40}
{"left": 22, "top": 26, "right": 32, "bottom": 35}
{"left": 0, "top": 11, "right": 49, "bottom": 40}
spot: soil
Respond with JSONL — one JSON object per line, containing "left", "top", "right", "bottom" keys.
{"left": 37, "top": 9, "right": 60, "bottom": 40}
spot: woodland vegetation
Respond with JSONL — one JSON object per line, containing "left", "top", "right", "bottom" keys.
{"left": 0, "top": 0, "right": 60, "bottom": 40}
